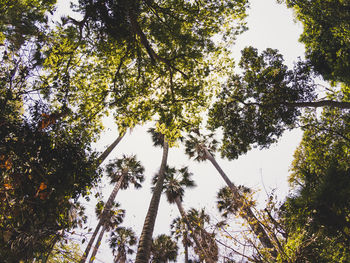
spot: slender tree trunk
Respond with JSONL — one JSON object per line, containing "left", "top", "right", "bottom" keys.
{"left": 184, "top": 234, "right": 189, "bottom": 263}
{"left": 135, "top": 139, "right": 169, "bottom": 263}
{"left": 284, "top": 100, "right": 350, "bottom": 109}
{"left": 80, "top": 222, "right": 102, "bottom": 263}
{"left": 175, "top": 197, "right": 216, "bottom": 263}
{"left": 89, "top": 225, "right": 106, "bottom": 263}
{"left": 203, "top": 147, "right": 277, "bottom": 257}
{"left": 115, "top": 252, "right": 126, "bottom": 263}
{"left": 80, "top": 175, "right": 125, "bottom": 263}
{"left": 97, "top": 132, "right": 125, "bottom": 165}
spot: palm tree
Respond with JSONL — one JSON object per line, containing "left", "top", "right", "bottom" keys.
{"left": 171, "top": 217, "right": 193, "bottom": 263}
{"left": 97, "top": 132, "right": 126, "bottom": 165}
{"left": 79, "top": 132, "right": 126, "bottom": 263}
{"left": 150, "top": 234, "right": 178, "bottom": 263}
{"left": 217, "top": 186, "right": 253, "bottom": 218}
{"left": 135, "top": 129, "right": 169, "bottom": 263}
{"left": 186, "top": 208, "right": 219, "bottom": 262}
{"left": 89, "top": 201, "right": 125, "bottom": 263}
{"left": 184, "top": 132, "right": 276, "bottom": 256}
{"left": 155, "top": 166, "right": 216, "bottom": 262}
{"left": 109, "top": 227, "right": 137, "bottom": 263}
{"left": 81, "top": 154, "right": 144, "bottom": 263}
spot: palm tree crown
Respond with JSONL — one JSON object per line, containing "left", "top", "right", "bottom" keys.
{"left": 151, "top": 234, "right": 178, "bottom": 263}
{"left": 152, "top": 166, "right": 196, "bottom": 203}
{"left": 95, "top": 201, "right": 125, "bottom": 231}
{"left": 106, "top": 154, "right": 145, "bottom": 189}
{"left": 109, "top": 227, "right": 137, "bottom": 263}
{"left": 184, "top": 132, "right": 218, "bottom": 162}
{"left": 217, "top": 185, "right": 253, "bottom": 218}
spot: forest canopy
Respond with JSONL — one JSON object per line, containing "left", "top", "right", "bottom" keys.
{"left": 0, "top": 0, "right": 349, "bottom": 262}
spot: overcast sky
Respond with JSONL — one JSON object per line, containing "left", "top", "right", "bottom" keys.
{"left": 56, "top": 0, "right": 306, "bottom": 261}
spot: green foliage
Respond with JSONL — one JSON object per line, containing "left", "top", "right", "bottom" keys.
{"left": 216, "top": 185, "right": 252, "bottom": 218}
{"left": 208, "top": 47, "right": 317, "bottom": 159}
{"left": 64, "top": 0, "right": 249, "bottom": 142}
{"left": 282, "top": 0, "right": 350, "bottom": 85}
{"left": 0, "top": 98, "right": 100, "bottom": 261}
{"left": 184, "top": 132, "right": 218, "bottom": 162}
{"left": 151, "top": 234, "right": 178, "bottom": 263}
{"left": 109, "top": 227, "right": 137, "bottom": 263}
{"left": 0, "top": 0, "right": 56, "bottom": 48}
{"left": 47, "top": 240, "right": 83, "bottom": 263}
{"left": 95, "top": 201, "right": 125, "bottom": 230}
{"left": 105, "top": 154, "right": 145, "bottom": 188}
{"left": 153, "top": 165, "right": 195, "bottom": 203}
{"left": 279, "top": 106, "right": 350, "bottom": 262}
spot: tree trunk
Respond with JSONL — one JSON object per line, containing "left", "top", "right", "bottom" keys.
{"left": 89, "top": 224, "right": 106, "bottom": 263}
{"left": 284, "top": 100, "right": 350, "bottom": 109}
{"left": 203, "top": 147, "right": 277, "bottom": 257}
{"left": 48, "top": 134, "right": 125, "bottom": 262}
{"left": 184, "top": 234, "right": 189, "bottom": 263}
{"left": 97, "top": 132, "right": 125, "bottom": 165}
{"left": 175, "top": 197, "right": 216, "bottom": 263}
{"left": 80, "top": 175, "right": 125, "bottom": 263}
{"left": 135, "top": 140, "right": 169, "bottom": 263}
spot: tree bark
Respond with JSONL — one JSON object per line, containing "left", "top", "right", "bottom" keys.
{"left": 80, "top": 222, "right": 102, "bottom": 263}
{"left": 97, "top": 132, "right": 125, "bottom": 165}
{"left": 184, "top": 234, "right": 189, "bottom": 263}
{"left": 284, "top": 100, "right": 350, "bottom": 109}
{"left": 203, "top": 147, "right": 277, "bottom": 257}
{"left": 80, "top": 175, "right": 125, "bottom": 263}
{"left": 135, "top": 140, "right": 169, "bottom": 263}
{"left": 89, "top": 224, "right": 106, "bottom": 263}
{"left": 175, "top": 197, "right": 216, "bottom": 263}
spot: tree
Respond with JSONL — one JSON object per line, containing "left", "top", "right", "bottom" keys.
{"left": 184, "top": 132, "right": 276, "bottom": 258}
{"left": 280, "top": 0, "right": 350, "bottom": 85}
{"left": 186, "top": 208, "right": 219, "bottom": 263}
{"left": 155, "top": 166, "right": 215, "bottom": 262}
{"left": 278, "top": 106, "right": 350, "bottom": 262}
{"left": 217, "top": 185, "right": 253, "bottom": 219}
{"left": 171, "top": 217, "right": 192, "bottom": 263}
{"left": 135, "top": 131, "right": 169, "bottom": 263}
{"left": 0, "top": 0, "right": 56, "bottom": 49}
{"left": 150, "top": 234, "right": 178, "bottom": 263}
{"left": 80, "top": 155, "right": 144, "bottom": 263}
{"left": 0, "top": 98, "right": 101, "bottom": 262}
{"left": 47, "top": 240, "right": 83, "bottom": 263}
{"left": 109, "top": 227, "right": 137, "bottom": 263}
{"left": 208, "top": 47, "right": 350, "bottom": 160}
{"left": 89, "top": 202, "right": 125, "bottom": 263}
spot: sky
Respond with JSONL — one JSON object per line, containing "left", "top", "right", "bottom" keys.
{"left": 55, "top": 0, "right": 306, "bottom": 261}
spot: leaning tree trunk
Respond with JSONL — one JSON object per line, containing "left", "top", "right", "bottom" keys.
{"left": 89, "top": 224, "right": 106, "bottom": 263}
{"left": 203, "top": 147, "right": 277, "bottom": 257}
{"left": 97, "top": 132, "right": 125, "bottom": 165}
{"left": 183, "top": 234, "right": 189, "bottom": 263}
{"left": 135, "top": 139, "right": 169, "bottom": 263}
{"left": 175, "top": 197, "right": 216, "bottom": 263}
{"left": 80, "top": 174, "right": 125, "bottom": 263}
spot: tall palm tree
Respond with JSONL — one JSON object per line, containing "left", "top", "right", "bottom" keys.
{"left": 184, "top": 132, "right": 276, "bottom": 256}
{"left": 186, "top": 208, "right": 219, "bottom": 262}
{"left": 135, "top": 129, "right": 169, "bottom": 263}
{"left": 150, "top": 234, "right": 178, "bottom": 263}
{"left": 89, "top": 202, "right": 125, "bottom": 263}
{"left": 81, "top": 154, "right": 144, "bottom": 263}
{"left": 109, "top": 227, "right": 137, "bottom": 263}
{"left": 155, "top": 166, "right": 216, "bottom": 262}
{"left": 171, "top": 217, "right": 194, "bottom": 263}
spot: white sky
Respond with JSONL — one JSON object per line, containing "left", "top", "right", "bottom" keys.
{"left": 56, "top": 0, "right": 306, "bottom": 261}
